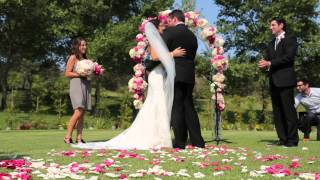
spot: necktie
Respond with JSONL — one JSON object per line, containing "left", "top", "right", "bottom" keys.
{"left": 274, "top": 38, "right": 280, "bottom": 50}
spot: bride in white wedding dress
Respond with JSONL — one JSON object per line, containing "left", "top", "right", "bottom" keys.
{"left": 72, "top": 21, "right": 180, "bottom": 150}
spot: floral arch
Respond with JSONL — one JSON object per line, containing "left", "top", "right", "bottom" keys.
{"left": 128, "top": 10, "right": 228, "bottom": 112}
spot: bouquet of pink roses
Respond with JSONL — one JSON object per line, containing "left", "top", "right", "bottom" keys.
{"left": 75, "top": 59, "right": 104, "bottom": 77}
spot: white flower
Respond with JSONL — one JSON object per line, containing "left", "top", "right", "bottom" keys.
{"left": 137, "top": 47, "right": 145, "bottom": 55}
{"left": 213, "top": 171, "right": 224, "bottom": 176}
{"left": 129, "top": 48, "right": 137, "bottom": 58}
{"left": 200, "top": 27, "right": 216, "bottom": 39}
{"left": 299, "top": 173, "right": 315, "bottom": 179}
{"left": 214, "top": 37, "right": 225, "bottom": 47}
{"left": 159, "top": 10, "right": 171, "bottom": 16}
{"left": 133, "top": 99, "right": 143, "bottom": 109}
{"left": 104, "top": 173, "right": 119, "bottom": 178}
{"left": 137, "top": 41, "right": 147, "bottom": 47}
{"left": 212, "top": 47, "right": 224, "bottom": 56}
{"left": 197, "top": 18, "right": 208, "bottom": 28}
{"left": 177, "top": 169, "right": 190, "bottom": 177}
{"left": 194, "top": 172, "right": 205, "bottom": 178}
{"left": 129, "top": 173, "right": 144, "bottom": 177}
{"left": 128, "top": 78, "right": 135, "bottom": 92}
{"left": 75, "top": 59, "right": 95, "bottom": 76}
{"left": 212, "top": 73, "right": 225, "bottom": 82}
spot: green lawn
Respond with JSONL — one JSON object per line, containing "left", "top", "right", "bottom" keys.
{"left": 0, "top": 130, "right": 319, "bottom": 179}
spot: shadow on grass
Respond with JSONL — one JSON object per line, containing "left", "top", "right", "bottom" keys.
{"left": 0, "top": 152, "right": 28, "bottom": 160}
{"left": 259, "top": 139, "right": 280, "bottom": 146}
{"left": 205, "top": 138, "right": 234, "bottom": 145}
{"left": 86, "top": 139, "right": 111, "bottom": 142}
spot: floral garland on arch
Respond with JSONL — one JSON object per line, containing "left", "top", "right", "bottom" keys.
{"left": 128, "top": 10, "right": 228, "bottom": 111}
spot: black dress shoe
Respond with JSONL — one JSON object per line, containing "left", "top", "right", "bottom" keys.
{"left": 284, "top": 143, "right": 298, "bottom": 147}
{"left": 276, "top": 141, "right": 286, "bottom": 146}
{"left": 269, "top": 141, "right": 285, "bottom": 146}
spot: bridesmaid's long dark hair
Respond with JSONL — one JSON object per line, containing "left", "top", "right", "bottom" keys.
{"left": 71, "top": 37, "right": 87, "bottom": 59}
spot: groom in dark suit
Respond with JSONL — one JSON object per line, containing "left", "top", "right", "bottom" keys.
{"left": 259, "top": 17, "right": 299, "bottom": 147}
{"left": 163, "top": 10, "right": 205, "bottom": 149}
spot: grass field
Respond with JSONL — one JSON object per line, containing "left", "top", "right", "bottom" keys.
{"left": 1, "top": 130, "right": 319, "bottom": 179}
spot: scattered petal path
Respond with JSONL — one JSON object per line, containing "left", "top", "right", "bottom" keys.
{"left": 1, "top": 145, "right": 319, "bottom": 179}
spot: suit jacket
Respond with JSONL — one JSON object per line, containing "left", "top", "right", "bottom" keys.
{"left": 145, "top": 24, "right": 198, "bottom": 84}
{"left": 163, "top": 24, "right": 198, "bottom": 84}
{"left": 266, "top": 34, "right": 298, "bottom": 87}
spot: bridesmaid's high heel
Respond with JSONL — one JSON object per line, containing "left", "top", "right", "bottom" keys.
{"left": 64, "top": 137, "right": 73, "bottom": 144}
{"left": 76, "top": 139, "right": 86, "bottom": 144}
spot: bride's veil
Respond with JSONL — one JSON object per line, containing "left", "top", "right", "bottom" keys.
{"left": 144, "top": 22, "right": 175, "bottom": 119}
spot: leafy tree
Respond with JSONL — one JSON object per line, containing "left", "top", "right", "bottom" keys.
{"left": 214, "top": 0, "right": 319, "bottom": 121}
{"left": 31, "top": 75, "right": 49, "bottom": 112}
{"left": 0, "top": 0, "right": 55, "bottom": 109}
{"left": 51, "top": 75, "right": 69, "bottom": 119}
{"left": 214, "top": 0, "right": 319, "bottom": 55}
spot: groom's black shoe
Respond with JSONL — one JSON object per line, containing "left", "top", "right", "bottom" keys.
{"left": 284, "top": 143, "right": 298, "bottom": 147}
{"left": 173, "top": 142, "right": 186, "bottom": 149}
{"left": 268, "top": 140, "right": 286, "bottom": 146}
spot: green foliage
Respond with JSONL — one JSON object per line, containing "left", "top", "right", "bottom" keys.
{"left": 31, "top": 75, "right": 49, "bottom": 112}
{"left": 118, "top": 92, "right": 133, "bottom": 129}
{"left": 215, "top": 0, "right": 319, "bottom": 55}
{"left": 51, "top": 76, "right": 69, "bottom": 119}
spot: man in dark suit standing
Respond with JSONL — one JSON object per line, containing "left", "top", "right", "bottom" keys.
{"left": 162, "top": 10, "right": 205, "bottom": 149}
{"left": 258, "top": 17, "right": 299, "bottom": 147}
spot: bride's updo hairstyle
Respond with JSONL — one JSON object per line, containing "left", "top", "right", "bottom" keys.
{"left": 148, "top": 18, "right": 161, "bottom": 29}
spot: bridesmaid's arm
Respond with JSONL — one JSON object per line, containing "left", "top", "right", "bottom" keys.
{"left": 65, "top": 55, "right": 81, "bottom": 78}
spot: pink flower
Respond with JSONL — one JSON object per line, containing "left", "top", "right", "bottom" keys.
{"left": 134, "top": 77, "right": 144, "bottom": 84}
{"left": 119, "top": 174, "right": 127, "bottom": 179}
{"left": 62, "top": 151, "right": 75, "bottom": 157}
{"left": 95, "top": 164, "right": 105, "bottom": 173}
{"left": 0, "top": 173, "right": 12, "bottom": 180}
{"left": 0, "top": 159, "right": 27, "bottom": 169}
{"left": 104, "top": 159, "right": 114, "bottom": 167}
{"left": 289, "top": 161, "right": 300, "bottom": 169}
{"left": 93, "top": 63, "right": 104, "bottom": 76}
{"left": 114, "top": 167, "right": 122, "bottom": 171}
{"left": 135, "top": 70, "right": 144, "bottom": 77}
{"left": 266, "top": 164, "right": 291, "bottom": 176}
{"left": 223, "top": 166, "right": 232, "bottom": 171}
{"left": 135, "top": 33, "right": 145, "bottom": 42}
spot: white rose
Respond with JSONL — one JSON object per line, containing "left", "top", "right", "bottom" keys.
{"left": 137, "top": 41, "right": 147, "bottom": 47}
{"left": 214, "top": 37, "right": 225, "bottom": 47}
{"left": 212, "top": 47, "right": 224, "bottom": 56}
{"left": 133, "top": 100, "right": 143, "bottom": 109}
{"left": 197, "top": 18, "right": 208, "bottom": 28}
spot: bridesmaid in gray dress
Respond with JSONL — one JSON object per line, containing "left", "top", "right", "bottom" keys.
{"left": 64, "top": 37, "right": 91, "bottom": 144}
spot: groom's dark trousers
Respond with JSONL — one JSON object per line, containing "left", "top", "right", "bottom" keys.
{"left": 163, "top": 24, "right": 205, "bottom": 148}
{"left": 266, "top": 34, "right": 299, "bottom": 146}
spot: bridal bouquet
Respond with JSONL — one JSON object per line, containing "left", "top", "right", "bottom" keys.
{"left": 75, "top": 59, "right": 104, "bottom": 77}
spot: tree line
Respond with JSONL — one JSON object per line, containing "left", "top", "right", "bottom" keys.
{"left": 0, "top": 0, "right": 319, "bottom": 119}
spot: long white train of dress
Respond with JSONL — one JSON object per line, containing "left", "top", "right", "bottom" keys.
{"left": 72, "top": 22, "right": 175, "bottom": 150}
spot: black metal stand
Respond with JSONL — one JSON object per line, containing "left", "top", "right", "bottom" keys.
{"left": 212, "top": 85, "right": 232, "bottom": 145}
